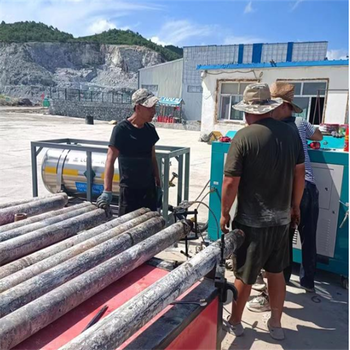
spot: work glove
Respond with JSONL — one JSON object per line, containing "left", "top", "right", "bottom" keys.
{"left": 96, "top": 191, "right": 113, "bottom": 209}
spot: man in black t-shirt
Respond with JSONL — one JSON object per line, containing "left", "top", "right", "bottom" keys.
{"left": 97, "top": 89, "right": 160, "bottom": 215}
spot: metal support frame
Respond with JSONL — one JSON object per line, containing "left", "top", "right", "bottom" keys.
{"left": 31, "top": 138, "right": 190, "bottom": 224}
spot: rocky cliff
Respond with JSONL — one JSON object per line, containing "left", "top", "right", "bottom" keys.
{"left": 0, "top": 42, "right": 164, "bottom": 99}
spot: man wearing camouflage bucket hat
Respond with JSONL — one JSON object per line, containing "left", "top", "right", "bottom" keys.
{"left": 97, "top": 88, "right": 161, "bottom": 215}
{"left": 247, "top": 82, "right": 323, "bottom": 316}
{"left": 220, "top": 83, "right": 305, "bottom": 340}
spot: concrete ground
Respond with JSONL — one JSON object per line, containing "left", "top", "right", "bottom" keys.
{"left": 0, "top": 107, "right": 211, "bottom": 222}
{"left": 222, "top": 270, "right": 348, "bottom": 350}
{"left": 0, "top": 108, "right": 348, "bottom": 350}
{"left": 159, "top": 242, "right": 348, "bottom": 350}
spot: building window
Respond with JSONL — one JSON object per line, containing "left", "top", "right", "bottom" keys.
{"left": 218, "top": 82, "right": 253, "bottom": 121}
{"left": 187, "top": 85, "right": 203, "bottom": 93}
{"left": 141, "top": 84, "right": 159, "bottom": 95}
{"left": 279, "top": 81, "right": 327, "bottom": 124}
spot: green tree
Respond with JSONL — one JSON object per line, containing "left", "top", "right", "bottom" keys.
{"left": 0, "top": 21, "right": 183, "bottom": 61}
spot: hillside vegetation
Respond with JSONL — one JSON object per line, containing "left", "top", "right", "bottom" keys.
{"left": 0, "top": 21, "right": 183, "bottom": 61}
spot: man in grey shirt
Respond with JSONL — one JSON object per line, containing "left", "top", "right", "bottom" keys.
{"left": 272, "top": 82, "right": 322, "bottom": 292}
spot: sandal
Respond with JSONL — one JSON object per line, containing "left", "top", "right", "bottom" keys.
{"left": 223, "top": 319, "right": 244, "bottom": 337}
{"left": 267, "top": 319, "right": 285, "bottom": 340}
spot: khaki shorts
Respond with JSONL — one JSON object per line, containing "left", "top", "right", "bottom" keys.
{"left": 232, "top": 221, "right": 290, "bottom": 285}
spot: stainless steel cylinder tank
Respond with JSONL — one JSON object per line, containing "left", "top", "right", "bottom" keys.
{"left": 41, "top": 149, "right": 120, "bottom": 197}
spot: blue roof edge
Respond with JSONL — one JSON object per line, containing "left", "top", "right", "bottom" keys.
{"left": 197, "top": 59, "right": 349, "bottom": 70}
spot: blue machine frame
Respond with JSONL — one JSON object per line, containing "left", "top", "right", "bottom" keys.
{"left": 208, "top": 134, "right": 349, "bottom": 277}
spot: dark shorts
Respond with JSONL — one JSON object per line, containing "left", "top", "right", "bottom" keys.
{"left": 232, "top": 221, "right": 290, "bottom": 285}
{"left": 119, "top": 186, "right": 157, "bottom": 216}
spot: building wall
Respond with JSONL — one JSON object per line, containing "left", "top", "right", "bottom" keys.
{"left": 181, "top": 89, "right": 203, "bottom": 121}
{"left": 49, "top": 99, "right": 133, "bottom": 121}
{"left": 49, "top": 99, "right": 201, "bottom": 131}
{"left": 181, "top": 42, "right": 327, "bottom": 122}
{"left": 139, "top": 59, "right": 183, "bottom": 98}
{"left": 138, "top": 42, "right": 328, "bottom": 122}
{"left": 138, "top": 58, "right": 204, "bottom": 121}
{"left": 200, "top": 64, "right": 348, "bottom": 135}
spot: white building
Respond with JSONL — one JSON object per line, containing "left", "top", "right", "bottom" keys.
{"left": 198, "top": 60, "right": 349, "bottom": 135}
{"left": 139, "top": 41, "right": 329, "bottom": 122}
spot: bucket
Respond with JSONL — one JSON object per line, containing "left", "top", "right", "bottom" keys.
{"left": 85, "top": 115, "right": 94, "bottom": 125}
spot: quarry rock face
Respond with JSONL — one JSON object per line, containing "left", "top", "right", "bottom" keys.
{"left": 0, "top": 42, "right": 164, "bottom": 99}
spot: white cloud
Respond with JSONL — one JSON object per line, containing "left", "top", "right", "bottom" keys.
{"left": 0, "top": 0, "right": 160, "bottom": 37}
{"left": 224, "top": 35, "right": 262, "bottom": 45}
{"left": 151, "top": 19, "right": 215, "bottom": 46}
{"left": 291, "top": 0, "right": 304, "bottom": 11}
{"left": 150, "top": 36, "right": 169, "bottom": 46}
{"left": 244, "top": 1, "right": 254, "bottom": 14}
{"left": 88, "top": 19, "right": 116, "bottom": 35}
{"left": 327, "top": 49, "right": 348, "bottom": 60}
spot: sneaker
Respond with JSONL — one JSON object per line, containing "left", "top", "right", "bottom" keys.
{"left": 252, "top": 273, "right": 266, "bottom": 291}
{"left": 225, "top": 258, "right": 234, "bottom": 271}
{"left": 247, "top": 292, "right": 271, "bottom": 312}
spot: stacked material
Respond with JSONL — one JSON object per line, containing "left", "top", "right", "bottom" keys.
{"left": 0, "top": 204, "right": 188, "bottom": 349}
{"left": 0, "top": 194, "right": 243, "bottom": 350}
{"left": 0, "top": 199, "right": 108, "bottom": 265}
{"left": 61, "top": 230, "right": 241, "bottom": 350}
{"left": 0, "top": 193, "right": 69, "bottom": 226}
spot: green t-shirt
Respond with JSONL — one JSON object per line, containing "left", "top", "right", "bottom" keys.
{"left": 224, "top": 118, "right": 305, "bottom": 228}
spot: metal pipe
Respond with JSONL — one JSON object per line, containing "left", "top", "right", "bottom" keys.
{"left": 177, "top": 155, "right": 183, "bottom": 205}
{"left": 0, "top": 221, "right": 191, "bottom": 349}
{"left": 163, "top": 158, "right": 170, "bottom": 223}
{"left": 0, "top": 216, "right": 165, "bottom": 317}
{"left": 59, "top": 231, "right": 238, "bottom": 350}
{"left": 0, "top": 208, "right": 106, "bottom": 265}
{"left": 14, "top": 213, "right": 27, "bottom": 222}
{"left": 86, "top": 151, "right": 92, "bottom": 202}
{"left": 184, "top": 152, "right": 190, "bottom": 200}
{"left": 0, "top": 195, "right": 57, "bottom": 210}
{"left": 0, "top": 212, "right": 161, "bottom": 293}
{"left": 31, "top": 143, "right": 38, "bottom": 197}
{"left": 0, "top": 202, "right": 90, "bottom": 234}
{"left": 0, "top": 203, "right": 96, "bottom": 242}
{"left": 0, "top": 208, "right": 149, "bottom": 279}
{"left": 0, "top": 194, "right": 68, "bottom": 226}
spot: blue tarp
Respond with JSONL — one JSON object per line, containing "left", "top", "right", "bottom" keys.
{"left": 158, "top": 97, "right": 183, "bottom": 106}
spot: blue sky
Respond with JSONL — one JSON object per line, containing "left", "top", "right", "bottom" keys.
{"left": 0, "top": 0, "right": 348, "bottom": 59}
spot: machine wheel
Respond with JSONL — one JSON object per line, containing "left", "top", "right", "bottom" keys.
{"left": 341, "top": 276, "right": 348, "bottom": 290}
